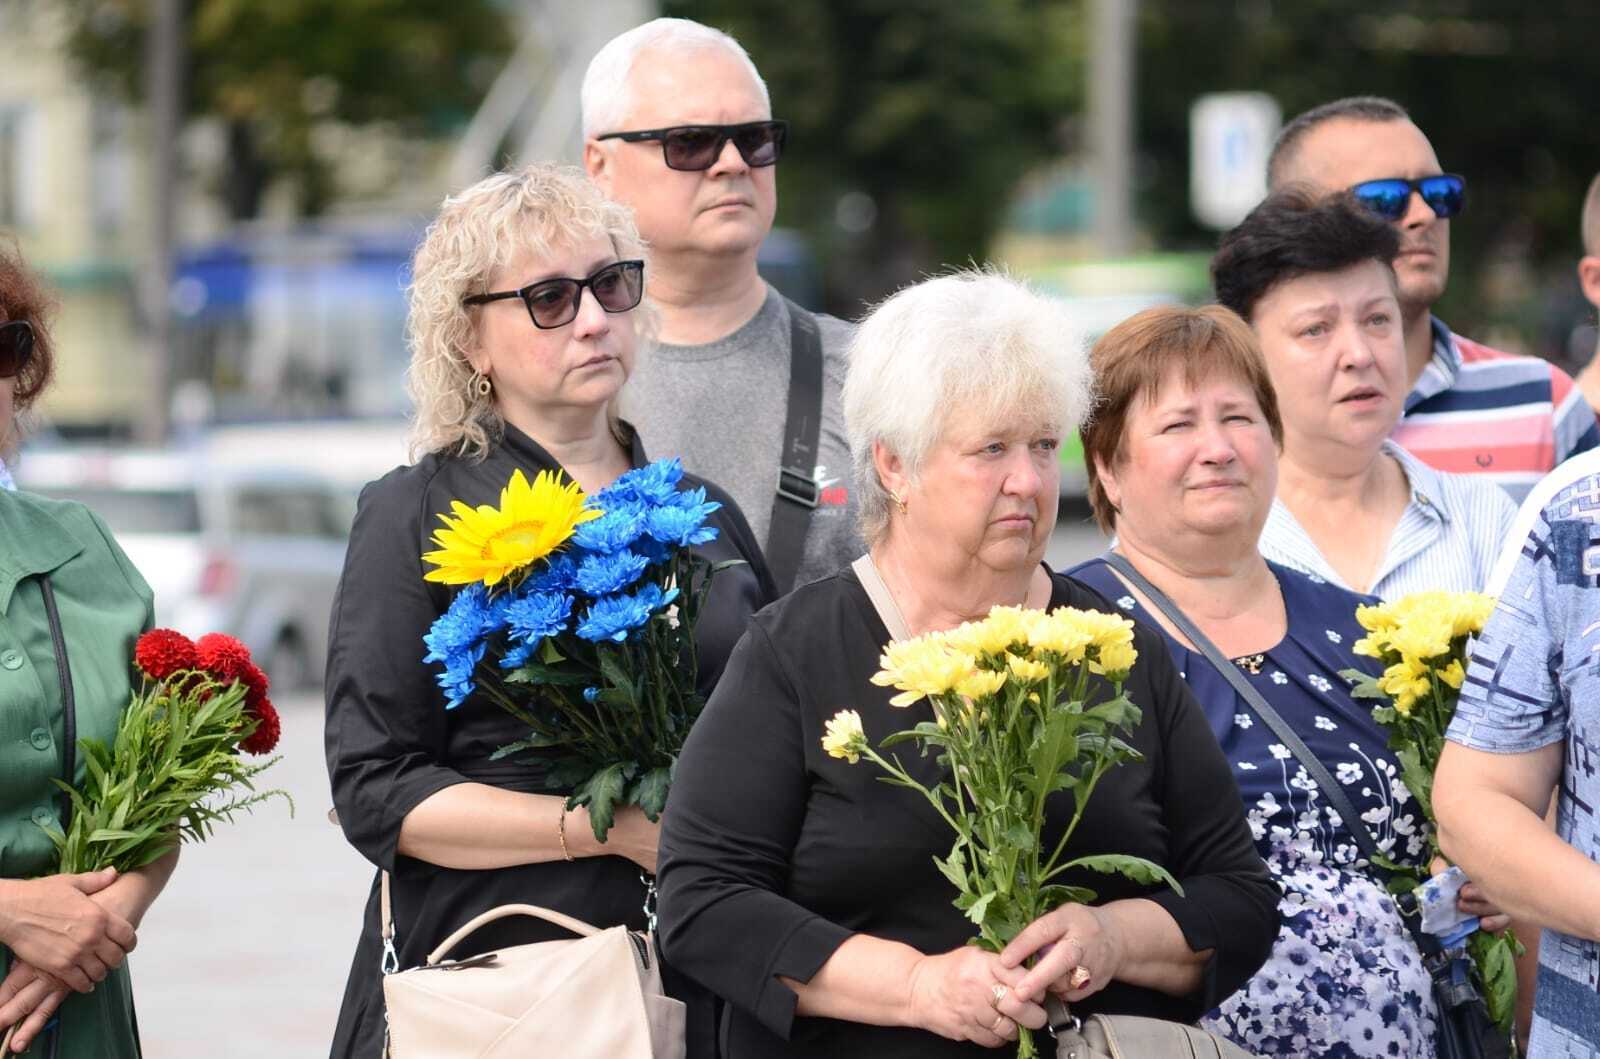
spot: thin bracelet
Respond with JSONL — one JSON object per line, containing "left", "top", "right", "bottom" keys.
{"left": 558, "top": 805, "right": 574, "bottom": 862}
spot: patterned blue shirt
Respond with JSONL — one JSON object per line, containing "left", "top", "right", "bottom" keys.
{"left": 1448, "top": 454, "right": 1600, "bottom": 1058}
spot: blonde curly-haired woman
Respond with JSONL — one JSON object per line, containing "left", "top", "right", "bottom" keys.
{"left": 324, "top": 163, "right": 774, "bottom": 1059}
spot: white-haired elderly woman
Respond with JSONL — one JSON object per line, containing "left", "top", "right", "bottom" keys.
{"left": 324, "top": 163, "right": 775, "bottom": 1059}
{"left": 656, "top": 271, "right": 1279, "bottom": 1059}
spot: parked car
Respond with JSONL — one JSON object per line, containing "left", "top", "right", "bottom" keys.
{"left": 14, "top": 444, "right": 355, "bottom": 690}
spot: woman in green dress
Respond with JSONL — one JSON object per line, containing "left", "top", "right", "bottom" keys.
{"left": 0, "top": 246, "right": 178, "bottom": 1057}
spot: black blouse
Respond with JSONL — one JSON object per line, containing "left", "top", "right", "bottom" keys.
{"left": 325, "top": 421, "right": 775, "bottom": 1059}
{"left": 657, "top": 568, "right": 1279, "bottom": 1059}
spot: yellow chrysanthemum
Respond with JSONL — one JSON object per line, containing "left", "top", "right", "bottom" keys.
{"left": 949, "top": 606, "right": 1034, "bottom": 658}
{"left": 1006, "top": 654, "right": 1051, "bottom": 684}
{"left": 1437, "top": 658, "right": 1465, "bottom": 690}
{"left": 1355, "top": 602, "right": 1400, "bottom": 635}
{"left": 422, "top": 469, "right": 598, "bottom": 586}
{"left": 871, "top": 636, "right": 978, "bottom": 707}
{"left": 821, "top": 710, "right": 867, "bottom": 763}
{"left": 1091, "top": 639, "right": 1138, "bottom": 679}
{"left": 1378, "top": 658, "right": 1432, "bottom": 717}
{"left": 955, "top": 669, "right": 1008, "bottom": 701}
{"left": 1024, "top": 609, "right": 1095, "bottom": 664}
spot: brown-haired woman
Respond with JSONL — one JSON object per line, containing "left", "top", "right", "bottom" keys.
{"left": 1067, "top": 303, "right": 1508, "bottom": 1058}
{"left": 0, "top": 244, "right": 177, "bottom": 1057}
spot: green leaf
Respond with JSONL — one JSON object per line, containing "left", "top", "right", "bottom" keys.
{"left": 538, "top": 638, "right": 567, "bottom": 665}
{"left": 571, "top": 762, "right": 631, "bottom": 842}
{"left": 1468, "top": 931, "right": 1519, "bottom": 1040}
{"left": 1039, "top": 884, "right": 1098, "bottom": 908}
{"left": 598, "top": 649, "right": 639, "bottom": 707}
{"left": 1002, "top": 822, "right": 1037, "bottom": 854}
{"left": 966, "top": 890, "right": 996, "bottom": 927}
{"left": 631, "top": 766, "right": 672, "bottom": 820}
{"left": 1385, "top": 873, "right": 1421, "bottom": 896}
{"left": 503, "top": 661, "right": 591, "bottom": 687}
{"left": 488, "top": 734, "right": 565, "bottom": 760}
{"left": 933, "top": 849, "right": 969, "bottom": 893}
{"left": 1061, "top": 854, "right": 1184, "bottom": 896}
{"left": 880, "top": 722, "right": 950, "bottom": 750}
{"left": 1394, "top": 745, "right": 1434, "bottom": 818}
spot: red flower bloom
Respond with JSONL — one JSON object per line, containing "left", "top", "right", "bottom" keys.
{"left": 134, "top": 629, "right": 198, "bottom": 681}
{"left": 239, "top": 693, "right": 281, "bottom": 755}
{"left": 196, "top": 633, "right": 254, "bottom": 684}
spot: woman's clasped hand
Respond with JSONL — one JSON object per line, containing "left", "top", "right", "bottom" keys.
{"left": 904, "top": 947, "right": 1046, "bottom": 1047}
{"left": 0, "top": 869, "right": 137, "bottom": 994}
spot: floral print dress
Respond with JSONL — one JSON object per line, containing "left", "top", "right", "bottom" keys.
{"left": 1070, "top": 558, "right": 1437, "bottom": 1059}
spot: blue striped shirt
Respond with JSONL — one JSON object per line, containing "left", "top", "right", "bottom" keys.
{"left": 1258, "top": 441, "right": 1516, "bottom": 600}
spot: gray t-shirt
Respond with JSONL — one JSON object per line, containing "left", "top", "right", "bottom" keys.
{"left": 622, "top": 287, "right": 862, "bottom": 590}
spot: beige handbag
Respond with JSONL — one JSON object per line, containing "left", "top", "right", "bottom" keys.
{"left": 379, "top": 873, "right": 686, "bottom": 1059}
{"left": 1049, "top": 1002, "right": 1257, "bottom": 1059}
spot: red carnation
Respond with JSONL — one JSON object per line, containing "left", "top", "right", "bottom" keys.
{"left": 134, "top": 629, "right": 198, "bottom": 681}
{"left": 239, "top": 693, "right": 281, "bottom": 755}
{"left": 196, "top": 633, "right": 254, "bottom": 684}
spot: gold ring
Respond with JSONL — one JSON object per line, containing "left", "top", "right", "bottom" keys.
{"left": 990, "top": 983, "right": 1008, "bottom": 1005}
{"left": 992, "top": 1012, "right": 1009, "bottom": 1034}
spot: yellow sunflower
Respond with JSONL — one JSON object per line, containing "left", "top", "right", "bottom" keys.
{"left": 422, "top": 468, "right": 599, "bottom": 586}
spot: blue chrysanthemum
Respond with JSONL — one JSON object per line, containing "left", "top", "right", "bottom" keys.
{"left": 500, "top": 640, "right": 537, "bottom": 670}
{"left": 583, "top": 686, "right": 600, "bottom": 704}
{"left": 574, "top": 549, "right": 650, "bottom": 597}
{"left": 575, "top": 582, "right": 680, "bottom": 642}
{"left": 571, "top": 500, "right": 646, "bottom": 554}
{"left": 423, "top": 584, "right": 514, "bottom": 708}
{"left": 600, "top": 458, "right": 684, "bottom": 508}
{"left": 645, "top": 489, "right": 722, "bottom": 548}
{"left": 527, "top": 552, "right": 579, "bottom": 593}
{"left": 632, "top": 535, "right": 671, "bottom": 566}
{"left": 504, "top": 590, "right": 574, "bottom": 645}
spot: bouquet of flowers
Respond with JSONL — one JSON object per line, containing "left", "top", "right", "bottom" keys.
{"left": 821, "top": 604, "right": 1180, "bottom": 1059}
{"left": 420, "top": 459, "right": 736, "bottom": 841}
{"left": 43, "top": 629, "right": 288, "bottom": 874}
{"left": 1342, "top": 590, "right": 1521, "bottom": 1043}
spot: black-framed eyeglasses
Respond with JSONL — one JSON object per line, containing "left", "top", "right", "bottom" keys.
{"left": 0, "top": 320, "right": 34, "bottom": 378}
{"left": 1349, "top": 174, "right": 1467, "bottom": 221}
{"left": 594, "top": 120, "right": 788, "bottom": 172}
{"left": 462, "top": 259, "right": 644, "bottom": 330}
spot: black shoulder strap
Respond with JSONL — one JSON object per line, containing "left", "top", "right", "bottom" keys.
{"left": 767, "top": 297, "right": 823, "bottom": 594}
{"left": 1099, "top": 552, "right": 1445, "bottom": 958}
{"left": 1102, "top": 552, "right": 1378, "bottom": 858}
{"left": 37, "top": 576, "right": 77, "bottom": 830}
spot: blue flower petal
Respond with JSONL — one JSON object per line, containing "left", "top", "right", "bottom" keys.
{"left": 574, "top": 549, "right": 650, "bottom": 597}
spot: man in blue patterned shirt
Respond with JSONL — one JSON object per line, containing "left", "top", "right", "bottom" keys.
{"left": 1437, "top": 448, "right": 1600, "bottom": 1058}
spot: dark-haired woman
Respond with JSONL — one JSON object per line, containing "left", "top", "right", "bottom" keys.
{"left": 0, "top": 246, "right": 177, "bottom": 1057}
{"left": 1209, "top": 189, "right": 1513, "bottom": 600}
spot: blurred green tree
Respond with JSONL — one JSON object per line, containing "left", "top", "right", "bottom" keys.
{"left": 62, "top": 0, "right": 510, "bottom": 218}
{"left": 664, "top": 0, "right": 1083, "bottom": 312}
{"left": 1137, "top": 0, "right": 1600, "bottom": 350}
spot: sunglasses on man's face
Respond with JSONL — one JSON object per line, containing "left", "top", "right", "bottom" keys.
{"left": 1349, "top": 174, "right": 1467, "bottom": 221}
{"left": 463, "top": 260, "right": 645, "bottom": 330}
{"left": 0, "top": 320, "right": 34, "bottom": 379}
{"left": 595, "top": 120, "right": 788, "bottom": 172}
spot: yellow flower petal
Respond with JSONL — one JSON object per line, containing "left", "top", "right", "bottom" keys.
{"left": 422, "top": 468, "right": 598, "bottom": 586}
{"left": 821, "top": 710, "right": 867, "bottom": 763}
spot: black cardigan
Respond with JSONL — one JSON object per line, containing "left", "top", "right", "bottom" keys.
{"left": 657, "top": 568, "right": 1279, "bottom": 1059}
{"left": 325, "top": 421, "right": 775, "bottom": 1059}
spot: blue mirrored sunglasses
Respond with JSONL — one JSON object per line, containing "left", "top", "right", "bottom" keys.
{"left": 1349, "top": 174, "right": 1466, "bottom": 221}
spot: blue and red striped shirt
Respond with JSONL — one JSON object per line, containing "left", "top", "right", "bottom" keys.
{"left": 1390, "top": 318, "right": 1600, "bottom": 503}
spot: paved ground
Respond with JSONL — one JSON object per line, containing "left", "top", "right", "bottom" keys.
{"left": 126, "top": 515, "right": 1109, "bottom": 1057}
{"left": 133, "top": 691, "right": 369, "bottom": 1058}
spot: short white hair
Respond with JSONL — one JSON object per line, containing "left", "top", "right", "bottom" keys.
{"left": 581, "top": 17, "right": 770, "bottom": 139}
{"left": 842, "top": 269, "right": 1094, "bottom": 545}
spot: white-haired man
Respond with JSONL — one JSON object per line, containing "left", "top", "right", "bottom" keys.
{"left": 583, "top": 18, "right": 861, "bottom": 593}
{"left": 1269, "top": 96, "right": 1600, "bottom": 503}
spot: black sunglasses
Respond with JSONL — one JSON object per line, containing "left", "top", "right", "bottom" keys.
{"left": 594, "top": 120, "right": 788, "bottom": 172}
{"left": 1349, "top": 174, "right": 1467, "bottom": 221}
{"left": 463, "top": 259, "right": 644, "bottom": 330}
{"left": 0, "top": 319, "right": 34, "bottom": 379}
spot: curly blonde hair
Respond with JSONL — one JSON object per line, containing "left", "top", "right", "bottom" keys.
{"left": 405, "top": 163, "right": 649, "bottom": 460}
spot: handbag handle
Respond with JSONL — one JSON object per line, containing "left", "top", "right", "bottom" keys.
{"left": 426, "top": 902, "right": 604, "bottom": 965}
{"left": 852, "top": 554, "right": 912, "bottom": 640}
{"left": 1099, "top": 552, "right": 1445, "bottom": 960}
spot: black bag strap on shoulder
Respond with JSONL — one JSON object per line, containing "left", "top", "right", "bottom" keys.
{"left": 767, "top": 296, "right": 823, "bottom": 594}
